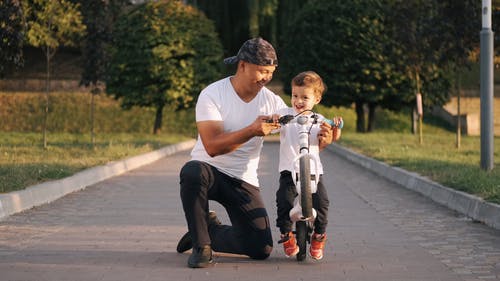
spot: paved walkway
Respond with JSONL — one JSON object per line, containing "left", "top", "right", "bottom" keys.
{"left": 0, "top": 142, "right": 499, "bottom": 281}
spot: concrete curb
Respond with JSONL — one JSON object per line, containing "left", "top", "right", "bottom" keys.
{"left": 0, "top": 139, "right": 196, "bottom": 220}
{"left": 328, "top": 143, "right": 500, "bottom": 231}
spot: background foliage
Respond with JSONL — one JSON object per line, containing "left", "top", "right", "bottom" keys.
{"left": 280, "top": 0, "right": 403, "bottom": 132}
{"left": 0, "top": 0, "right": 25, "bottom": 78}
{"left": 0, "top": 92, "right": 197, "bottom": 136}
{"left": 105, "top": 0, "right": 223, "bottom": 134}
{"left": 3, "top": 0, "right": 494, "bottom": 135}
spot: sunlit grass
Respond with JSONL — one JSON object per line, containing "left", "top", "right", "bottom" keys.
{"left": 2, "top": 102, "right": 499, "bottom": 205}
{"left": 323, "top": 107, "right": 500, "bottom": 204}
{"left": 0, "top": 132, "right": 190, "bottom": 193}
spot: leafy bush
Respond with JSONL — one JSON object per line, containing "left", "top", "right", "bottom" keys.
{"left": 0, "top": 92, "right": 197, "bottom": 136}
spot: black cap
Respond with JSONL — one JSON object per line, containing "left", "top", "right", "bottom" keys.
{"left": 223, "top": 37, "right": 278, "bottom": 66}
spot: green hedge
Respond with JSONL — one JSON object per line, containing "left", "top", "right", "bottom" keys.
{"left": 0, "top": 92, "right": 197, "bottom": 136}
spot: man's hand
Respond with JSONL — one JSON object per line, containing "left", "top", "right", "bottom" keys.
{"left": 251, "top": 115, "right": 281, "bottom": 136}
{"left": 197, "top": 115, "right": 281, "bottom": 157}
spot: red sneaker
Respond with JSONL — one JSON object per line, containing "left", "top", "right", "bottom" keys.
{"left": 310, "top": 232, "right": 326, "bottom": 260}
{"left": 280, "top": 232, "right": 299, "bottom": 257}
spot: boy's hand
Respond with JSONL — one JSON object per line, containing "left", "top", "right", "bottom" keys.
{"left": 317, "top": 122, "right": 333, "bottom": 150}
{"left": 329, "top": 117, "right": 342, "bottom": 142}
{"left": 318, "top": 118, "right": 342, "bottom": 150}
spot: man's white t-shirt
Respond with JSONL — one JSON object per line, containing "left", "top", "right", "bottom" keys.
{"left": 190, "top": 77, "right": 287, "bottom": 187}
{"left": 276, "top": 107, "right": 324, "bottom": 175}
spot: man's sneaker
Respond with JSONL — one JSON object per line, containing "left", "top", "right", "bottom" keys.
{"left": 176, "top": 211, "right": 221, "bottom": 253}
{"left": 188, "top": 245, "right": 213, "bottom": 268}
{"left": 309, "top": 232, "right": 326, "bottom": 260}
{"left": 278, "top": 232, "right": 299, "bottom": 257}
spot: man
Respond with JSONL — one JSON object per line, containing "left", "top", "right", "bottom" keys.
{"left": 176, "top": 38, "right": 333, "bottom": 268}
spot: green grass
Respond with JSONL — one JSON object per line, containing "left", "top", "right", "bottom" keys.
{"left": 316, "top": 105, "right": 500, "bottom": 204}
{"left": 1, "top": 96, "right": 499, "bottom": 205}
{"left": 339, "top": 132, "right": 500, "bottom": 203}
{"left": 0, "top": 90, "right": 196, "bottom": 194}
{"left": 0, "top": 132, "right": 189, "bottom": 193}
{"left": 5, "top": 50, "right": 496, "bottom": 204}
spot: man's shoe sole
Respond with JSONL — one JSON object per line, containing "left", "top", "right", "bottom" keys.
{"left": 188, "top": 258, "right": 213, "bottom": 268}
{"left": 176, "top": 232, "right": 192, "bottom": 253}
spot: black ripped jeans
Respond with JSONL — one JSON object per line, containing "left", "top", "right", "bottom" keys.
{"left": 179, "top": 160, "right": 273, "bottom": 260}
{"left": 275, "top": 170, "right": 330, "bottom": 235}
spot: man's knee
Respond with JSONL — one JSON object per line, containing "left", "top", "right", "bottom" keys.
{"left": 249, "top": 245, "right": 272, "bottom": 260}
{"left": 179, "top": 161, "right": 206, "bottom": 201}
{"left": 244, "top": 229, "right": 273, "bottom": 259}
{"left": 180, "top": 161, "right": 211, "bottom": 189}
{"left": 180, "top": 161, "right": 202, "bottom": 181}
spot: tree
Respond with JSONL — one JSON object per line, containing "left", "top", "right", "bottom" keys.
{"left": 257, "top": 0, "right": 278, "bottom": 46}
{"left": 276, "top": 0, "right": 310, "bottom": 51}
{"left": 187, "top": 0, "right": 278, "bottom": 58}
{"left": 78, "top": 0, "right": 129, "bottom": 147}
{"left": 22, "top": 0, "right": 86, "bottom": 148}
{"left": 494, "top": 1, "right": 500, "bottom": 57}
{"left": 0, "top": 0, "right": 25, "bottom": 78}
{"left": 106, "top": 0, "right": 223, "bottom": 134}
{"left": 186, "top": 0, "right": 249, "bottom": 57}
{"left": 436, "top": 0, "right": 480, "bottom": 148}
{"left": 280, "top": 0, "right": 402, "bottom": 132}
{"left": 385, "top": 0, "right": 451, "bottom": 141}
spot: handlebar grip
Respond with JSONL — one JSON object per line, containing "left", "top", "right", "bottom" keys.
{"left": 279, "top": 115, "right": 295, "bottom": 124}
{"left": 265, "top": 115, "right": 294, "bottom": 124}
{"left": 268, "top": 114, "right": 344, "bottom": 128}
{"left": 325, "top": 117, "right": 344, "bottom": 129}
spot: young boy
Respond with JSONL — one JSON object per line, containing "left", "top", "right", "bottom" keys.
{"left": 275, "top": 71, "right": 341, "bottom": 260}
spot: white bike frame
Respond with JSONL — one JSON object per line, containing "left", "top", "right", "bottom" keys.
{"left": 275, "top": 111, "right": 342, "bottom": 261}
{"left": 288, "top": 114, "right": 321, "bottom": 223}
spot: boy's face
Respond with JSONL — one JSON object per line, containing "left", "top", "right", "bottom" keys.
{"left": 291, "top": 86, "right": 321, "bottom": 114}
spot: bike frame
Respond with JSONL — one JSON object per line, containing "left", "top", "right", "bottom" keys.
{"left": 276, "top": 111, "right": 342, "bottom": 261}
{"left": 288, "top": 114, "right": 320, "bottom": 223}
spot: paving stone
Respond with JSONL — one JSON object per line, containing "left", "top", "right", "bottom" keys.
{"left": 0, "top": 142, "right": 498, "bottom": 281}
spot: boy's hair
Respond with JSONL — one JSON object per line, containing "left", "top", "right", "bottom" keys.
{"left": 291, "top": 71, "right": 327, "bottom": 98}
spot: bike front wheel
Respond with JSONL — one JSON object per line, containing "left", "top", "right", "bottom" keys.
{"left": 299, "top": 154, "right": 313, "bottom": 218}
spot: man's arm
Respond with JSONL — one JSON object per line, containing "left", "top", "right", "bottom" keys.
{"left": 198, "top": 115, "right": 279, "bottom": 157}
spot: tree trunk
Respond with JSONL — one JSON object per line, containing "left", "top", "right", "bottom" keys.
{"left": 90, "top": 84, "right": 100, "bottom": 148}
{"left": 455, "top": 72, "right": 461, "bottom": 149}
{"left": 411, "top": 108, "right": 418, "bottom": 134}
{"left": 248, "top": 0, "right": 259, "bottom": 37}
{"left": 153, "top": 103, "right": 165, "bottom": 135}
{"left": 43, "top": 47, "right": 51, "bottom": 149}
{"left": 355, "top": 100, "right": 365, "bottom": 132}
{"left": 367, "top": 103, "right": 377, "bottom": 132}
{"left": 415, "top": 71, "right": 423, "bottom": 144}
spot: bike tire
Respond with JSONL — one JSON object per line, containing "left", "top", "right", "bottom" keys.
{"left": 296, "top": 221, "right": 308, "bottom": 261}
{"left": 299, "top": 155, "right": 313, "bottom": 218}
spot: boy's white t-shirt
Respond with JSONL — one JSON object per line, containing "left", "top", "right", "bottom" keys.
{"left": 276, "top": 107, "right": 324, "bottom": 175}
{"left": 190, "top": 77, "right": 287, "bottom": 187}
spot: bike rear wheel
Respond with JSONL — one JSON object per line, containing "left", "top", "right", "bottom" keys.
{"left": 295, "top": 221, "right": 308, "bottom": 261}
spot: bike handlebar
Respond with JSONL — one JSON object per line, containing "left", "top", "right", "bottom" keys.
{"left": 323, "top": 117, "right": 344, "bottom": 129}
{"left": 275, "top": 114, "right": 344, "bottom": 129}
